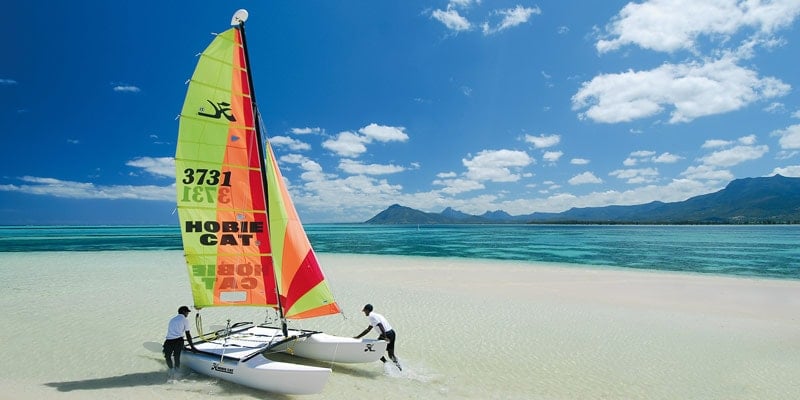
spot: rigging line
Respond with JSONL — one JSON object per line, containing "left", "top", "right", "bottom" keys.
{"left": 220, "top": 319, "right": 231, "bottom": 364}
{"left": 327, "top": 342, "right": 340, "bottom": 370}
{"left": 195, "top": 312, "right": 218, "bottom": 342}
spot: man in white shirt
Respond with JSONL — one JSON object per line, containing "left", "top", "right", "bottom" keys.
{"left": 163, "top": 305, "right": 197, "bottom": 373}
{"left": 354, "top": 303, "right": 401, "bottom": 370}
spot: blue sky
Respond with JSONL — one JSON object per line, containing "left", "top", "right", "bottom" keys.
{"left": 1, "top": 1, "right": 799, "bottom": 225}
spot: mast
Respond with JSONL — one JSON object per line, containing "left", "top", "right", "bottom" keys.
{"left": 233, "top": 10, "right": 290, "bottom": 337}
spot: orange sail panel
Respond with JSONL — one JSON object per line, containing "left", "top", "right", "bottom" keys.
{"left": 176, "top": 27, "right": 277, "bottom": 308}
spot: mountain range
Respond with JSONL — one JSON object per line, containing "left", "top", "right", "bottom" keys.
{"left": 364, "top": 175, "right": 800, "bottom": 224}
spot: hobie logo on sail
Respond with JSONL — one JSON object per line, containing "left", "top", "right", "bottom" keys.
{"left": 185, "top": 220, "right": 264, "bottom": 246}
{"left": 192, "top": 261, "right": 266, "bottom": 291}
{"left": 198, "top": 100, "right": 236, "bottom": 122}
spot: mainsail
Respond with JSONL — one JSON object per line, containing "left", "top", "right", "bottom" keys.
{"left": 175, "top": 22, "right": 340, "bottom": 320}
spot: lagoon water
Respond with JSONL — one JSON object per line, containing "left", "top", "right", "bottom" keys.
{"left": 307, "top": 224, "right": 800, "bottom": 279}
{"left": 1, "top": 225, "right": 799, "bottom": 399}
{"left": 2, "top": 224, "right": 798, "bottom": 279}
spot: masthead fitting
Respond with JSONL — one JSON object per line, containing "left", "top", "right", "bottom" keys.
{"left": 231, "top": 9, "right": 249, "bottom": 26}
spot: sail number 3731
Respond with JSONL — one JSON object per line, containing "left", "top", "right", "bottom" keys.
{"left": 180, "top": 168, "right": 232, "bottom": 203}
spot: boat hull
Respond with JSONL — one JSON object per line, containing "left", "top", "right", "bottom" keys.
{"left": 255, "top": 325, "right": 389, "bottom": 363}
{"left": 182, "top": 342, "right": 330, "bottom": 395}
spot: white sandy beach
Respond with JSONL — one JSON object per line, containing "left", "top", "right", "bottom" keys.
{"left": 1, "top": 251, "right": 799, "bottom": 399}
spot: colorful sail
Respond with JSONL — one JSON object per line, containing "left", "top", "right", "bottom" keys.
{"left": 176, "top": 27, "right": 276, "bottom": 308}
{"left": 176, "top": 23, "right": 340, "bottom": 319}
{"left": 265, "top": 140, "right": 341, "bottom": 319}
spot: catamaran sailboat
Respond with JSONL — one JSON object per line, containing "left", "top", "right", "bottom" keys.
{"left": 174, "top": 9, "right": 386, "bottom": 394}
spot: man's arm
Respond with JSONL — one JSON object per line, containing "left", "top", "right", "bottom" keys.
{"left": 354, "top": 325, "right": 373, "bottom": 339}
{"left": 185, "top": 330, "right": 197, "bottom": 352}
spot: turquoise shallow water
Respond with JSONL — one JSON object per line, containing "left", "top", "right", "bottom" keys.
{"left": 0, "top": 224, "right": 797, "bottom": 279}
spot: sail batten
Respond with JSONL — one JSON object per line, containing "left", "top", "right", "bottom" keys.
{"left": 176, "top": 23, "right": 340, "bottom": 319}
{"left": 183, "top": 79, "right": 249, "bottom": 95}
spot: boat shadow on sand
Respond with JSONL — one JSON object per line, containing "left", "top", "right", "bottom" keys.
{"left": 44, "top": 371, "right": 168, "bottom": 392}
{"left": 43, "top": 353, "right": 291, "bottom": 397}
{"left": 43, "top": 353, "right": 388, "bottom": 396}
{"left": 44, "top": 370, "right": 296, "bottom": 399}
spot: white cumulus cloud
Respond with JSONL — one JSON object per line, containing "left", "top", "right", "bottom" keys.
{"left": 463, "top": 149, "right": 533, "bottom": 182}
{"left": 572, "top": 56, "right": 790, "bottom": 124}
{"left": 596, "top": 0, "right": 800, "bottom": 54}
{"left": 524, "top": 134, "right": 561, "bottom": 148}
{"left": 569, "top": 171, "right": 603, "bottom": 185}
{"left": 771, "top": 124, "right": 800, "bottom": 149}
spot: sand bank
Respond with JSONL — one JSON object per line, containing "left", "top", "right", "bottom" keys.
{"left": 1, "top": 251, "right": 799, "bottom": 399}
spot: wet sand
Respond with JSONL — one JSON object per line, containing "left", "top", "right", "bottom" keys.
{"left": 1, "top": 251, "right": 799, "bottom": 399}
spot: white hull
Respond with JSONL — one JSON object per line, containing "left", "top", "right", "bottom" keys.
{"left": 199, "top": 322, "right": 387, "bottom": 364}
{"left": 182, "top": 340, "right": 330, "bottom": 395}
{"left": 254, "top": 325, "right": 389, "bottom": 363}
